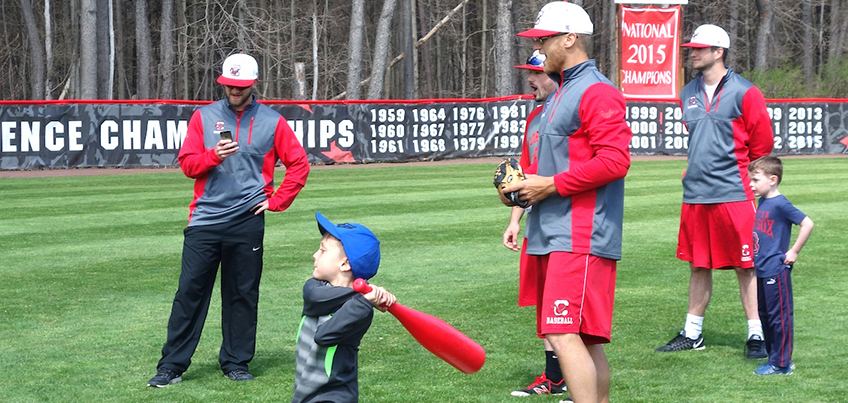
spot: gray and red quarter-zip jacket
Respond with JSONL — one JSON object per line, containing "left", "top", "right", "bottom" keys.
{"left": 520, "top": 105, "right": 544, "bottom": 174}
{"left": 680, "top": 67, "right": 773, "bottom": 204}
{"left": 178, "top": 96, "right": 310, "bottom": 227}
{"left": 525, "top": 60, "right": 632, "bottom": 261}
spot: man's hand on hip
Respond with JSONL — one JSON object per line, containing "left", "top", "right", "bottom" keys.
{"left": 251, "top": 200, "right": 269, "bottom": 215}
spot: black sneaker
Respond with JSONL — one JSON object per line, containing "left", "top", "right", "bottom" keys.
{"left": 225, "top": 369, "right": 254, "bottom": 382}
{"left": 746, "top": 335, "right": 767, "bottom": 359}
{"left": 510, "top": 373, "right": 565, "bottom": 396}
{"left": 655, "top": 332, "right": 705, "bottom": 352}
{"left": 147, "top": 368, "right": 182, "bottom": 387}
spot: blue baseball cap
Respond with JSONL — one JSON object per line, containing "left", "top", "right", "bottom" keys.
{"left": 315, "top": 212, "right": 380, "bottom": 280}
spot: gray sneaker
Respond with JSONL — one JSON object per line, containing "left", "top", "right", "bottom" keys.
{"left": 225, "top": 369, "right": 254, "bottom": 382}
{"left": 147, "top": 368, "right": 182, "bottom": 387}
{"left": 655, "top": 332, "right": 705, "bottom": 352}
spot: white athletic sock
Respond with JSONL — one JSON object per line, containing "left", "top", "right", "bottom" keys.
{"left": 748, "top": 320, "right": 764, "bottom": 340}
{"left": 683, "top": 314, "right": 704, "bottom": 339}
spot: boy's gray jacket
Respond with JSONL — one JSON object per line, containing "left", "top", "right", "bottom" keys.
{"left": 292, "top": 278, "right": 374, "bottom": 403}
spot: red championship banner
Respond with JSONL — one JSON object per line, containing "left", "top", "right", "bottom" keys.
{"left": 620, "top": 6, "right": 681, "bottom": 99}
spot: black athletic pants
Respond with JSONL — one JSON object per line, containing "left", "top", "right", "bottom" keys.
{"left": 158, "top": 211, "right": 264, "bottom": 375}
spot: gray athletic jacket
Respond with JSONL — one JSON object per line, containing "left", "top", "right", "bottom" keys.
{"left": 525, "top": 60, "right": 631, "bottom": 260}
{"left": 178, "top": 96, "right": 309, "bottom": 227}
{"left": 680, "top": 67, "right": 773, "bottom": 204}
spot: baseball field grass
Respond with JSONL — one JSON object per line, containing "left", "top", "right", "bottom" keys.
{"left": 1, "top": 157, "right": 846, "bottom": 403}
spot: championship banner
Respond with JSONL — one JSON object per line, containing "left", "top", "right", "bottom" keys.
{"left": 0, "top": 98, "right": 535, "bottom": 169}
{"left": 624, "top": 101, "right": 848, "bottom": 155}
{"left": 2, "top": 99, "right": 847, "bottom": 170}
{"left": 620, "top": 6, "right": 681, "bottom": 99}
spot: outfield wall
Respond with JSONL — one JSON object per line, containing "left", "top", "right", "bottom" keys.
{"left": 1, "top": 96, "right": 847, "bottom": 170}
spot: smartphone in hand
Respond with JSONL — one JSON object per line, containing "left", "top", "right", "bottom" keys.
{"left": 220, "top": 130, "right": 233, "bottom": 141}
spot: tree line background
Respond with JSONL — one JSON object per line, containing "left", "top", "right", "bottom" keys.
{"left": 3, "top": 0, "right": 848, "bottom": 102}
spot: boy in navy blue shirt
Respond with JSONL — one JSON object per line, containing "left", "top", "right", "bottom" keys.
{"left": 748, "top": 156, "right": 814, "bottom": 375}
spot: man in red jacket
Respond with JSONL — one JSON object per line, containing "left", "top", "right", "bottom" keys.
{"left": 504, "top": 3, "right": 632, "bottom": 402}
{"left": 503, "top": 50, "right": 566, "bottom": 398}
{"left": 148, "top": 53, "right": 310, "bottom": 387}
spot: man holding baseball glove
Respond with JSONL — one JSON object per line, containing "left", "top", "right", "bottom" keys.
{"left": 498, "top": 3, "right": 632, "bottom": 403}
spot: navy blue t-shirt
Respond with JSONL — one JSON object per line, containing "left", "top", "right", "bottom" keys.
{"left": 753, "top": 195, "right": 807, "bottom": 278}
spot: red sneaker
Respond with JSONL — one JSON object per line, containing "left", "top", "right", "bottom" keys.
{"left": 510, "top": 373, "right": 566, "bottom": 396}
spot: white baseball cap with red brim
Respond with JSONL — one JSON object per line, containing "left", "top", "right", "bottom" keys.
{"left": 217, "top": 53, "right": 259, "bottom": 87}
{"left": 682, "top": 24, "right": 730, "bottom": 49}
{"left": 518, "top": 2, "right": 594, "bottom": 38}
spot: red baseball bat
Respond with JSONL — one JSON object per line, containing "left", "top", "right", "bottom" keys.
{"left": 353, "top": 278, "right": 485, "bottom": 374}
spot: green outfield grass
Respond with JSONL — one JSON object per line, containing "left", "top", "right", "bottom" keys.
{"left": 1, "top": 157, "right": 846, "bottom": 402}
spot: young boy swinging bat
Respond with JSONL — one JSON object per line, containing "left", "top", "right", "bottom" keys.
{"left": 292, "top": 212, "right": 395, "bottom": 403}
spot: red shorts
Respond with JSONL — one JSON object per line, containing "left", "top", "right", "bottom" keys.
{"left": 517, "top": 240, "right": 537, "bottom": 307}
{"left": 526, "top": 251, "right": 617, "bottom": 345}
{"left": 677, "top": 201, "right": 756, "bottom": 269}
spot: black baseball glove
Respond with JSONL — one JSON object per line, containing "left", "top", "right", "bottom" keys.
{"left": 493, "top": 157, "right": 528, "bottom": 208}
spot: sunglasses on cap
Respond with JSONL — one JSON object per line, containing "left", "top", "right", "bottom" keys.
{"left": 526, "top": 50, "right": 546, "bottom": 67}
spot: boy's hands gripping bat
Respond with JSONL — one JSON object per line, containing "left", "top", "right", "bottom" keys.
{"left": 353, "top": 279, "right": 485, "bottom": 374}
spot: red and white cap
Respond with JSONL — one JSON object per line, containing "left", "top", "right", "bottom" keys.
{"left": 518, "top": 2, "right": 593, "bottom": 38}
{"left": 514, "top": 50, "right": 546, "bottom": 71}
{"left": 682, "top": 24, "right": 730, "bottom": 49}
{"left": 217, "top": 53, "right": 259, "bottom": 87}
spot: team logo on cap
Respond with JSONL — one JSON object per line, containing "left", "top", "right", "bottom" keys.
{"left": 230, "top": 65, "right": 241, "bottom": 77}
{"left": 215, "top": 121, "right": 225, "bottom": 131}
{"left": 535, "top": 8, "right": 544, "bottom": 25}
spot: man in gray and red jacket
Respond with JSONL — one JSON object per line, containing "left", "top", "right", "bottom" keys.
{"left": 148, "top": 53, "right": 310, "bottom": 387}
{"left": 655, "top": 24, "right": 773, "bottom": 360}
{"left": 503, "top": 3, "right": 632, "bottom": 402}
